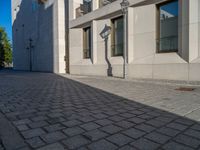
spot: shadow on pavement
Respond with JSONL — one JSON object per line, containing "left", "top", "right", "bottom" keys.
{"left": 0, "top": 71, "right": 199, "bottom": 150}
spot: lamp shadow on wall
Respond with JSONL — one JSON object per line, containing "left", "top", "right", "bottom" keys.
{"left": 100, "top": 24, "right": 112, "bottom": 77}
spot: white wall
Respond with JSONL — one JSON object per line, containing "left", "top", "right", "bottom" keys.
{"left": 12, "top": 0, "right": 66, "bottom": 73}
{"left": 68, "top": 0, "right": 200, "bottom": 81}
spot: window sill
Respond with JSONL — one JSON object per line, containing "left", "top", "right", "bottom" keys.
{"left": 157, "top": 50, "right": 178, "bottom": 54}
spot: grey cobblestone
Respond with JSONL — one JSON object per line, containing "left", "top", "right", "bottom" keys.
{"left": 1, "top": 72, "right": 200, "bottom": 149}
{"left": 163, "top": 141, "right": 194, "bottom": 150}
{"left": 44, "top": 123, "right": 66, "bottom": 132}
{"left": 95, "top": 119, "right": 113, "bottom": 126}
{"left": 131, "top": 138, "right": 160, "bottom": 150}
{"left": 41, "top": 131, "right": 67, "bottom": 144}
{"left": 100, "top": 124, "right": 122, "bottom": 134}
{"left": 63, "top": 126, "right": 85, "bottom": 136}
{"left": 80, "top": 122, "right": 101, "bottom": 131}
{"left": 123, "top": 128, "right": 146, "bottom": 139}
{"left": 62, "top": 119, "right": 82, "bottom": 127}
{"left": 173, "top": 134, "right": 200, "bottom": 148}
{"left": 83, "top": 129, "right": 108, "bottom": 141}
{"left": 107, "top": 133, "right": 133, "bottom": 146}
{"left": 22, "top": 128, "right": 46, "bottom": 139}
{"left": 62, "top": 135, "right": 90, "bottom": 149}
{"left": 144, "top": 132, "right": 171, "bottom": 144}
{"left": 28, "top": 121, "right": 48, "bottom": 129}
{"left": 26, "top": 137, "right": 45, "bottom": 148}
{"left": 37, "top": 143, "right": 65, "bottom": 150}
{"left": 88, "top": 139, "right": 117, "bottom": 150}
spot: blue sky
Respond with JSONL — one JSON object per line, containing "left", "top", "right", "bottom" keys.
{"left": 0, "top": 0, "right": 12, "bottom": 41}
{"left": 161, "top": 1, "right": 178, "bottom": 16}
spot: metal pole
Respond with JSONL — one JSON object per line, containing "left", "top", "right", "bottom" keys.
{"left": 123, "top": 10, "right": 128, "bottom": 79}
{"left": 29, "top": 39, "right": 32, "bottom": 72}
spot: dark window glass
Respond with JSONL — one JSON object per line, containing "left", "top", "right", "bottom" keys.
{"left": 157, "top": 0, "right": 179, "bottom": 52}
{"left": 83, "top": 0, "right": 92, "bottom": 13}
{"left": 111, "top": 17, "right": 124, "bottom": 56}
{"left": 83, "top": 27, "right": 91, "bottom": 59}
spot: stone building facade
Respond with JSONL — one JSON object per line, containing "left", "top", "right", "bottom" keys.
{"left": 12, "top": 0, "right": 200, "bottom": 81}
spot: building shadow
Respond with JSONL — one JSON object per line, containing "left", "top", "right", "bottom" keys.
{"left": 12, "top": 0, "right": 54, "bottom": 72}
{"left": 0, "top": 71, "right": 200, "bottom": 149}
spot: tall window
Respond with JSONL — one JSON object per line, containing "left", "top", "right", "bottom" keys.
{"left": 83, "top": 0, "right": 92, "bottom": 13}
{"left": 83, "top": 27, "right": 91, "bottom": 59}
{"left": 111, "top": 17, "right": 124, "bottom": 56}
{"left": 157, "top": 0, "right": 179, "bottom": 52}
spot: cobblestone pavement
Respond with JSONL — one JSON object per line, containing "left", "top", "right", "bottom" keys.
{"left": 63, "top": 74, "right": 200, "bottom": 122}
{"left": 0, "top": 71, "right": 200, "bottom": 150}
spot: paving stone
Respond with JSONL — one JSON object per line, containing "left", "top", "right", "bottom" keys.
{"left": 62, "top": 120, "right": 82, "bottom": 127}
{"left": 3, "top": 71, "right": 200, "bottom": 150}
{"left": 138, "top": 114, "right": 155, "bottom": 120}
{"left": 48, "top": 113, "right": 63, "bottom": 118}
{"left": 47, "top": 117, "right": 66, "bottom": 124}
{"left": 146, "top": 119, "right": 166, "bottom": 128}
{"left": 191, "top": 124, "right": 200, "bottom": 131}
{"left": 26, "top": 137, "right": 45, "bottom": 148}
{"left": 135, "top": 123, "right": 155, "bottom": 133}
{"left": 16, "top": 125, "right": 29, "bottom": 131}
{"left": 95, "top": 119, "right": 113, "bottom": 126}
{"left": 104, "top": 111, "right": 119, "bottom": 116}
{"left": 119, "top": 113, "right": 136, "bottom": 118}
{"left": 78, "top": 116, "right": 95, "bottom": 123}
{"left": 13, "top": 119, "right": 32, "bottom": 125}
{"left": 28, "top": 121, "right": 48, "bottom": 129}
{"left": 18, "top": 146, "right": 31, "bottom": 150}
{"left": 107, "top": 133, "right": 133, "bottom": 146}
{"left": 174, "top": 134, "right": 200, "bottom": 148}
{"left": 131, "top": 138, "right": 160, "bottom": 150}
{"left": 88, "top": 139, "right": 117, "bottom": 150}
{"left": 44, "top": 123, "right": 66, "bottom": 132}
{"left": 100, "top": 124, "right": 122, "bottom": 134}
{"left": 128, "top": 117, "right": 145, "bottom": 124}
{"left": 123, "top": 128, "right": 146, "bottom": 139}
{"left": 41, "top": 131, "right": 66, "bottom": 144}
{"left": 37, "top": 143, "right": 65, "bottom": 150}
{"left": 31, "top": 116, "right": 48, "bottom": 122}
{"left": 130, "top": 110, "right": 145, "bottom": 115}
{"left": 118, "top": 145, "right": 137, "bottom": 150}
{"left": 166, "top": 122, "right": 188, "bottom": 131}
{"left": 156, "top": 127, "right": 180, "bottom": 137}
{"left": 109, "top": 116, "right": 124, "bottom": 122}
{"left": 184, "top": 129, "right": 200, "bottom": 140}
{"left": 114, "top": 120, "right": 135, "bottom": 129}
{"left": 63, "top": 126, "right": 85, "bottom": 136}
{"left": 92, "top": 113, "right": 108, "bottom": 119}
{"left": 163, "top": 141, "right": 194, "bottom": 150}
{"left": 145, "top": 132, "right": 171, "bottom": 144}
{"left": 175, "top": 118, "right": 195, "bottom": 126}
{"left": 80, "top": 122, "right": 101, "bottom": 131}
{"left": 155, "top": 116, "right": 174, "bottom": 123}
{"left": 62, "top": 135, "right": 90, "bottom": 149}
{"left": 83, "top": 129, "right": 108, "bottom": 141}
{"left": 22, "top": 128, "right": 46, "bottom": 139}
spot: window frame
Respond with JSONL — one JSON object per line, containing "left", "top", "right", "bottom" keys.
{"left": 156, "top": 0, "right": 179, "bottom": 53}
{"left": 83, "top": 26, "right": 92, "bottom": 59}
{"left": 111, "top": 16, "right": 124, "bottom": 57}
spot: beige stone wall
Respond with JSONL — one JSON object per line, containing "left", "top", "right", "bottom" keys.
{"left": 69, "top": 0, "right": 200, "bottom": 81}
{"left": 12, "top": 0, "right": 66, "bottom": 73}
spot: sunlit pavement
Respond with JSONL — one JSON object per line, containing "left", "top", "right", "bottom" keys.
{"left": 0, "top": 71, "right": 200, "bottom": 150}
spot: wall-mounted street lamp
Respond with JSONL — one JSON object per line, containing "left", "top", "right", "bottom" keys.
{"left": 120, "top": 0, "right": 129, "bottom": 79}
{"left": 26, "top": 38, "right": 34, "bottom": 71}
